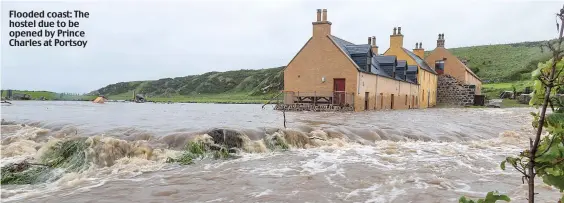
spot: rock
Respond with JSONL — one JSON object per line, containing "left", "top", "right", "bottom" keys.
{"left": 208, "top": 144, "right": 223, "bottom": 151}
{"left": 228, "top": 148, "right": 241, "bottom": 154}
{"left": 517, "top": 93, "right": 531, "bottom": 104}
{"left": 486, "top": 99, "right": 502, "bottom": 108}
{"left": 206, "top": 128, "right": 249, "bottom": 149}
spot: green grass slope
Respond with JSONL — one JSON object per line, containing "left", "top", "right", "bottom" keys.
{"left": 1, "top": 90, "right": 95, "bottom": 101}
{"left": 89, "top": 67, "right": 284, "bottom": 103}
{"left": 426, "top": 40, "right": 557, "bottom": 82}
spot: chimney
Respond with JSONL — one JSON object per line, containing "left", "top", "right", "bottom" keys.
{"left": 371, "top": 36, "right": 378, "bottom": 55}
{"left": 312, "top": 9, "right": 332, "bottom": 37}
{"left": 437, "top": 33, "right": 445, "bottom": 47}
{"left": 413, "top": 42, "right": 424, "bottom": 59}
{"left": 390, "top": 26, "right": 404, "bottom": 48}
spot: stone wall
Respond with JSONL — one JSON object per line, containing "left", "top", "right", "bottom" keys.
{"left": 437, "top": 74, "right": 475, "bottom": 106}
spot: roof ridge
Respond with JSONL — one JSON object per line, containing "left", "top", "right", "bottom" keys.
{"left": 402, "top": 48, "right": 438, "bottom": 75}
{"left": 330, "top": 35, "right": 355, "bottom": 45}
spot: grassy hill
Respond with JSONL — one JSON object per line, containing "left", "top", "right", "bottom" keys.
{"left": 445, "top": 40, "right": 554, "bottom": 82}
{"left": 88, "top": 67, "right": 284, "bottom": 103}
{"left": 1, "top": 90, "right": 95, "bottom": 101}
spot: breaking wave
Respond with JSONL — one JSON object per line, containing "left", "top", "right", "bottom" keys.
{"left": 0, "top": 107, "right": 560, "bottom": 202}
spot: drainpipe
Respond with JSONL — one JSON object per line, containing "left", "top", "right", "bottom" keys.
{"left": 398, "top": 80, "right": 401, "bottom": 106}
{"left": 357, "top": 72, "right": 360, "bottom": 95}
{"left": 375, "top": 75, "right": 378, "bottom": 109}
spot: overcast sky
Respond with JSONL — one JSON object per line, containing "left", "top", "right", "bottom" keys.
{"left": 1, "top": 0, "right": 562, "bottom": 93}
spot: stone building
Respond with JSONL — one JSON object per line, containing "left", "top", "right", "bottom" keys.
{"left": 425, "top": 34, "right": 482, "bottom": 94}
{"left": 281, "top": 9, "right": 482, "bottom": 111}
{"left": 282, "top": 9, "right": 420, "bottom": 111}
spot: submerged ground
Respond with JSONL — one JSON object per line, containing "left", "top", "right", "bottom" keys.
{"left": 0, "top": 101, "right": 561, "bottom": 202}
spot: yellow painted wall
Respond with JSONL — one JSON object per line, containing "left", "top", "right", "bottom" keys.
{"left": 384, "top": 48, "right": 436, "bottom": 108}
{"left": 356, "top": 72, "right": 419, "bottom": 111}
{"left": 284, "top": 34, "right": 359, "bottom": 104}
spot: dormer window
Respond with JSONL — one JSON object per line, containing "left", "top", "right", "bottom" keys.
{"left": 435, "top": 60, "right": 445, "bottom": 74}
{"left": 367, "top": 56, "right": 371, "bottom": 72}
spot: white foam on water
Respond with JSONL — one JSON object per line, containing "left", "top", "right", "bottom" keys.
{"left": 2, "top": 107, "right": 563, "bottom": 202}
{"left": 253, "top": 189, "right": 273, "bottom": 197}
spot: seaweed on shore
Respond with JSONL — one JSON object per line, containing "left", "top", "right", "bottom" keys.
{"left": 1, "top": 137, "right": 90, "bottom": 185}
{"left": 166, "top": 141, "right": 235, "bottom": 165}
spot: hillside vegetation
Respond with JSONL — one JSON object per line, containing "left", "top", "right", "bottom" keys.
{"left": 445, "top": 40, "right": 554, "bottom": 82}
{"left": 1, "top": 90, "right": 95, "bottom": 101}
{"left": 89, "top": 67, "right": 284, "bottom": 102}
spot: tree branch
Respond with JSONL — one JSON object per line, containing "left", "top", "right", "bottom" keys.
{"left": 535, "top": 134, "right": 557, "bottom": 158}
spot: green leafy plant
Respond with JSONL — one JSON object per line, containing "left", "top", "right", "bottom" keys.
{"left": 166, "top": 141, "right": 235, "bottom": 165}
{"left": 503, "top": 6, "right": 564, "bottom": 202}
{"left": 461, "top": 5, "right": 564, "bottom": 202}
{"left": 459, "top": 191, "right": 510, "bottom": 203}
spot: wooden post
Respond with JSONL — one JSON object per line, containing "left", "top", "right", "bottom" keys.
{"left": 283, "top": 106, "right": 287, "bottom": 128}
{"left": 314, "top": 91, "right": 316, "bottom": 108}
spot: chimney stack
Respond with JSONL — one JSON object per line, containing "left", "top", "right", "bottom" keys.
{"left": 390, "top": 26, "right": 404, "bottom": 48}
{"left": 371, "top": 36, "right": 378, "bottom": 55}
{"left": 413, "top": 42, "right": 424, "bottom": 59}
{"left": 437, "top": 33, "right": 445, "bottom": 47}
{"left": 312, "top": 9, "right": 332, "bottom": 37}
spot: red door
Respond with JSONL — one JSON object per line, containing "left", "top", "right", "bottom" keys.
{"left": 334, "top": 79, "right": 346, "bottom": 105}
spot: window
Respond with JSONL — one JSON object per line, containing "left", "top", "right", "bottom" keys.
{"left": 435, "top": 60, "right": 445, "bottom": 74}
{"left": 405, "top": 95, "right": 408, "bottom": 105}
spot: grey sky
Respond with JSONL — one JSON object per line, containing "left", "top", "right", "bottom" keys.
{"left": 1, "top": 0, "right": 562, "bottom": 93}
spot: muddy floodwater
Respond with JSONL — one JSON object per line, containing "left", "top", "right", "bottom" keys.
{"left": 0, "top": 101, "right": 561, "bottom": 202}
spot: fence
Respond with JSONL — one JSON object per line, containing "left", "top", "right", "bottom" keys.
{"left": 282, "top": 91, "right": 354, "bottom": 106}
{"left": 274, "top": 91, "right": 355, "bottom": 112}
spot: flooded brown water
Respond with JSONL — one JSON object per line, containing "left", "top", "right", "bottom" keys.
{"left": 0, "top": 101, "right": 561, "bottom": 202}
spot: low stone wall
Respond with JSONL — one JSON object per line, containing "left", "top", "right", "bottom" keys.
{"left": 274, "top": 103, "right": 354, "bottom": 112}
{"left": 437, "top": 74, "right": 475, "bottom": 106}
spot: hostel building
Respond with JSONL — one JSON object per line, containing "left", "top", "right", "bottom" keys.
{"left": 280, "top": 9, "right": 478, "bottom": 111}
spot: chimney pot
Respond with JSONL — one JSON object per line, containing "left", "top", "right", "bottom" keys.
{"left": 316, "top": 9, "right": 321, "bottom": 21}
{"left": 372, "top": 36, "right": 376, "bottom": 46}
{"left": 419, "top": 42, "right": 422, "bottom": 49}
{"left": 393, "top": 27, "right": 397, "bottom": 35}
{"left": 415, "top": 43, "right": 418, "bottom": 49}
{"left": 322, "top": 9, "right": 327, "bottom": 21}
{"left": 398, "top": 27, "right": 402, "bottom": 35}
{"left": 368, "top": 37, "right": 372, "bottom": 45}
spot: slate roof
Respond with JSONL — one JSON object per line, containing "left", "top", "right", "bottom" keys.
{"left": 407, "top": 65, "right": 418, "bottom": 73}
{"left": 374, "top": 55, "right": 397, "bottom": 64}
{"left": 374, "top": 56, "right": 397, "bottom": 78}
{"left": 329, "top": 35, "right": 416, "bottom": 84}
{"left": 402, "top": 48, "right": 437, "bottom": 75}
{"left": 397, "top": 60, "right": 407, "bottom": 68}
{"left": 330, "top": 35, "right": 355, "bottom": 55}
{"left": 406, "top": 65, "right": 418, "bottom": 84}
{"left": 345, "top": 44, "right": 371, "bottom": 55}
{"left": 395, "top": 60, "right": 407, "bottom": 80}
